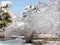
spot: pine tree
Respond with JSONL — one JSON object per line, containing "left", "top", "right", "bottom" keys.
{"left": 0, "top": 1, "right": 12, "bottom": 37}
{"left": 0, "top": 1, "right": 12, "bottom": 28}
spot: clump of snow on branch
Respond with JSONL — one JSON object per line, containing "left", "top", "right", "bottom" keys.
{"left": 25, "top": 5, "right": 34, "bottom": 10}
{"left": 0, "top": 1, "right": 12, "bottom": 12}
{"left": 0, "top": 1, "right": 12, "bottom": 8}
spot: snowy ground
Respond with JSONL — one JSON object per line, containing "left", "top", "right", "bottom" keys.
{"left": 0, "top": 38, "right": 60, "bottom": 45}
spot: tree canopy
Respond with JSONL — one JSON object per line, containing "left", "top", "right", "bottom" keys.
{"left": 0, "top": 1, "right": 12, "bottom": 28}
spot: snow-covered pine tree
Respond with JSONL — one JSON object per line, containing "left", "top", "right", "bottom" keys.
{"left": 0, "top": 1, "right": 12, "bottom": 37}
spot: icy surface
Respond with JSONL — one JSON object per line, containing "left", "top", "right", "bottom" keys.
{"left": 0, "top": 40, "right": 60, "bottom": 45}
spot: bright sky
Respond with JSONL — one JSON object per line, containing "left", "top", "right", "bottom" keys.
{"left": 0, "top": 0, "right": 37, "bottom": 14}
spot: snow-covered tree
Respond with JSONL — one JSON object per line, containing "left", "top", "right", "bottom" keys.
{"left": 21, "top": 0, "right": 60, "bottom": 38}
{"left": 0, "top": 1, "right": 12, "bottom": 28}
{"left": 0, "top": 1, "right": 12, "bottom": 37}
{"left": 5, "top": 13, "right": 26, "bottom": 37}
